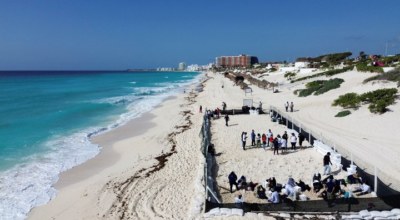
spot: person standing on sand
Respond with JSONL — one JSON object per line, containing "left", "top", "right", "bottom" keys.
{"left": 323, "top": 152, "right": 332, "bottom": 175}
{"left": 298, "top": 133, "right": 305, "bottom": 148}
{"left": 224, "top": 114, "right": 229, "bottom": 126}
{"left": 285, "top": 101, "right": 289, "bottom": 112}
{"left": 222, "top": 102, "right": 227, "bottom": 111}
{"left": 199, "top": 105, "right": 202, "bottom": 113}
{"left": 267, "top": 129, "right": 273, "bottom": 147}
{"left": 251, "top": 130, "right": 256, "bottom": 146}
{"left": 290, "top": 102, "right": 294, "bottom": 112}
{"left": 261, "top": 133, "right": 267, "bottom": 150}
{"left": 290, "top": 133, "right": 297, "bottom": 150}
{"left": 228, "top": 171, "right": 238, "bottom": 193}
{"left": 282, "top": 131, "right": 288, "bottom": 149}
{"left": 241, "top": 132, "right": 247, "bottom": 150}
{"left": 256, "top": 133, "right": 261, "bottom": 148}
{"left": 273, "top": 137, "right": 279, "bottom": 155}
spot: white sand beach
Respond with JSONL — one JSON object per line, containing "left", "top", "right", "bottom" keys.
{"left": 29, "top": 83, "right": 207, "bottom": 219}
{"left": 29, "top": 69, "right": 400, "bottom": 219}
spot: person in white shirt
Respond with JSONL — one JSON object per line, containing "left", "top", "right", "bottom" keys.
{"left": 241, "top": 132, "right": 247, "bottom": 150}
{"left": 281, "top": 138, "right": 287, "bottom": 153}
{"left": 290, "top": 133, "right": 297, "bottom": 150}
{"left": 234, "top": 194, "right": 244, "bottom": 208}
{"left": 268, "top": 188, "right": 280, "bottom": 204}
{"left": 355, "top": 182, "right": 371, "bottom": 196}
{"left": 267, "top": 129, "right": 273, "bottom": 147}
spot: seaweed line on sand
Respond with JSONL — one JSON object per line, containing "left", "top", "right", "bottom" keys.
{"left": 102, "top": 89, "right": 198, "bottom": 219}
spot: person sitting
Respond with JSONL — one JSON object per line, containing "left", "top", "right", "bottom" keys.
{"left": 347, "top": 172, "right": 363, "bottom": 184}
{"left": 268, "top": 177, "right": 277, "bottom": 190}
{"left": 322, "top": 175, "right": 334, "bottom": 184}
{"left": 285, "top": 177, "right": 297, "bottom": 200}
{"left": 296, "top": 179, "right": 311, "bottom": 192}
{"left": 256, "top": 185, "right": 266, "bottom": 199}
{"left": 313, "top": 173, "right": 322, "bottom": 182}
{"left": 312, "top": 173, "right": 323, "bottom": 193}
{"left": 247, "top": 181, "right": 257, "bottom": 191}
{"left": 238, "top": 176, "right": 247, "bottom": 189}
{"left": 325, "top": 177, "right": 336, "bottom": 203}
{"left": 268, "top": 187, "right": 280, "bottom": 204}
{"left": 262, "top": 179, "right": 269, "bottom": 189}
{"left": 234, "top": 194, "right": 244, "bottom": 208}
{"left": 332, "top": 179, "right": 344, "bottom": 197}
{"left": 354, "top": 181, "right": 371, "bottom": 196}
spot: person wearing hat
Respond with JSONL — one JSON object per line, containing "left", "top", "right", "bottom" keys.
{"left": 323, "top": 152, "right": 332, "bottom": 175}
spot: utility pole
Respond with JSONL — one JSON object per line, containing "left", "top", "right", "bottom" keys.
{"left": 385, "top": 42, "right": 388, "bottom": 56}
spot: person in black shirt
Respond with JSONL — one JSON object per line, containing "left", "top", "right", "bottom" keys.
{"left": 228, "top": 171, "right": 238, "bottom": 193}
{"left": 323, "top": 152, "right": 332, "bottom": 175}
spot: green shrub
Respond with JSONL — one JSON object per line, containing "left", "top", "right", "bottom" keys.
{"left": 298, "top": 78, "right": 344, "bottom": 97}
{"left": 317, "top": 52, "right": 352, "bottom": 65}
{"left": 363, "top": 67, "right": 400, "bottom": 87}
{"left": 356, "top": 63, "right": 384, "bottom": 73}
{"left": 368, "top": 100, "right": 388, "bottom": 114}
{"left": 298, "top": 88, "right": 316, "bottom": 97}
{"left": 315, "top": 78, "right": 344, "bottom": 95}
{"left": 359, "top": 88, "right": 397, "bottom": 103}
{"left": 360, "top": 88, "right": 398, "bottom": 113}
{"left": 332, "top": 93, "right": 361, "bottom": 109}
{"left": 335, "top": 110, "right": 351, "bottom": 117}
{"left": 284, "top": 72, "right": 296, "bottom": 79}
{"left": 305, "top": 80, "right": 324, "bottom": 88}
{"left": 291, "top": 66, "right": 353, "bottom": 83}
{"left": 333, "top": 88, "right": 398, "bottom": 114}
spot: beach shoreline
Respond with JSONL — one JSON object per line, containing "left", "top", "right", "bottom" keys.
{"left": 27, "top": 68, "right": 400, "bottom": 219}
{"left": 29, "top": 73, "right": 207, "bottom": 219}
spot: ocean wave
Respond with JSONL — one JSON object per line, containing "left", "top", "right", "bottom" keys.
{"left": 0, "top": 71, "right": 205, "bottom": 219}
{"left": 95, "top": 95, "right": 143, "bottom": 105}
{"left": 0, "top": 129, "right": 100, "bottom": 220}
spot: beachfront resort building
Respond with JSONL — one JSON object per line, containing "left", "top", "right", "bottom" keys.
{"left": 216, "top": 54, "right": 259, "bottom": 68}
{"left": 178, "top": 62, "right": 187, "bottom": 71}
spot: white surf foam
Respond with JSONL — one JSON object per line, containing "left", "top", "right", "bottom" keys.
{"left": 0, "top": 71, "right": 205, "bottom": 220}
{"left": 0, "top": 130, "right": 100, "bottom": 220}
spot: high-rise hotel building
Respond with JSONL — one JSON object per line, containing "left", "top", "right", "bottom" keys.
{"left": 215, "top": 54, "right": 258, "bottom": 68}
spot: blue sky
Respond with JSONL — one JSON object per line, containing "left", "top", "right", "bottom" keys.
{"left": 0, "top": 0, "right": 399, "bottom": 70}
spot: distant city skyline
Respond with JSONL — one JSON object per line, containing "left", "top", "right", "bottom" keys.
{"left": 1, "top": 0, "right": 399, "bottom": 70}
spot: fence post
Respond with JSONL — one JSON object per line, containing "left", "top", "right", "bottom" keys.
{"left": 351, "top": 153, "right": 353, "bottom": 165}
{"left": 286, "top": 116, "right": 288, "bottom": 127}
{"left": 291, "top": 117, "right": 294, "bottom": 129}
{"left": 374, "top": 166, "right": 378, "bottom": 195}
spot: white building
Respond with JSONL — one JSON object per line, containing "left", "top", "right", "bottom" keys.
{"left": 178, "top": 62, "right": 187, "bottom": 71}
{"left": 294, "top": 61, "right": 310, "bottom": 69}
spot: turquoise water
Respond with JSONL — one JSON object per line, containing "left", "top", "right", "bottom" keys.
{"left": 0, "top": 71, "right": 201, "bottom": 219}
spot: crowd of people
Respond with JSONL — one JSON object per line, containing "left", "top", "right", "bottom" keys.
{"left": 240, "top": 128, "right": 305, "bottom": 152}
{"left": 229, "top": 172, "right": 314, "bottom": 205}
{"left": 229, "top": 169, "right": 371, "bottom": 206}
{"left": 201, "top": 100, "right": 373, "bottom": 207}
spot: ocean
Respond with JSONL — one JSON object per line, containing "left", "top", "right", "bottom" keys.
{"left": 0, "top": 70, "right": 202, "bottom": 219}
